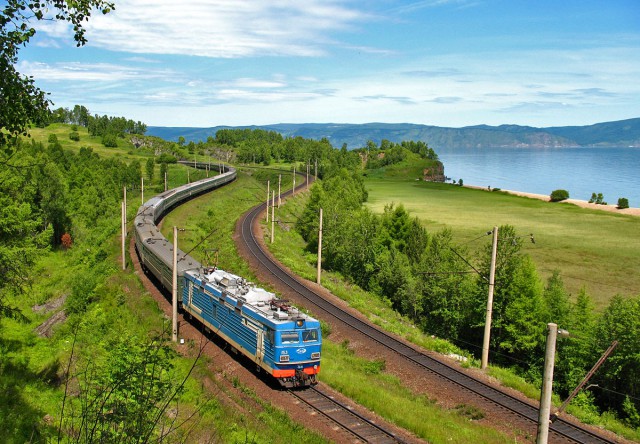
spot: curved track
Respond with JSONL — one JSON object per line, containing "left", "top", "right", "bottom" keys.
{"left": 238, "top": 180, "right": 618, "bottom": 444}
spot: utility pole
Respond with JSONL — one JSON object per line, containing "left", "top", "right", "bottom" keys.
{"left": 293, "top": 167, "right": 296, "bottom": 195}
{"left": 481, "top": 226, "right": 499, "bottom": 369}
{"left": 266, "top": 180, "right": 270, "bottom": 222}
{"left": 271, "top": 191, "right": 275, "bottom": 244}
{"left": 141, "top": 177, "right": 144, "bottom": 204}
{"left": 317, "top": 208, "right": 323, "bottom": 284}
{"left": 278, "top": 174, "right": 281, "bottom": 208}
{"left": 306, "top": 161, "right": 309, "bottom": 190}
{"left": 172, "top": 226, "right": 178, "bottom": 343}
{"left": 537, "top": 323, "right": 569, "bottom": 444}
{"left": 121, "top": 201, "right": 126, "bottom": 271}
{"left": 314, "top": 158, "right": 317, "bottom": 179}
{"left": 164, "top": 171, "right": 167, "bottom": 191}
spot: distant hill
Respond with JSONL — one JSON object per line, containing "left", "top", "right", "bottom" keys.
{"left": 147, "top": 118, "right": 640, "bottom": 149}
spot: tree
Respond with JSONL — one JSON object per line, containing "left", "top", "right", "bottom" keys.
{"left": 145, "top": 157, "right": 155, "bottom": 182}
{"left": 1, "top": 0, "right": 114, "bottom": 145}
{"left": 617, "top": 197, "right": 629, "bottom": 209}
{"left": 593, "top": 295, "right": 640, "bottom": 420}
{"left": 550, "top": 189, "right": 569, "bottom": 202}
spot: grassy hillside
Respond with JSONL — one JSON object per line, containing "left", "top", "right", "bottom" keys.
{"left": 364, "top": 177, "right": 640, "bottom": 308}
{"left": 1, "top": 125, "right": 327, "bottom": 443}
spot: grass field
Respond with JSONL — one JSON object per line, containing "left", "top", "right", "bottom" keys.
{"left": 364, "top": 178, "right": 640, "bottom": 309}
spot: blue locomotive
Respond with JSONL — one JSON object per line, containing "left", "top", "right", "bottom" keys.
{"left": 134, "top": 163, "right": 321, "bottom": 387}
{"left": 182, "top": 267, "right": 321, "bottom": 386}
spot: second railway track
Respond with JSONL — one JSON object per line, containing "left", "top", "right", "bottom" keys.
{"left": 237, "top": 177, "right": 619, "bottom": 444}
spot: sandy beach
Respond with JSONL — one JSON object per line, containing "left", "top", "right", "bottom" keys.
{"left": 465, "top": 186, "right": 640, "bottom": 217}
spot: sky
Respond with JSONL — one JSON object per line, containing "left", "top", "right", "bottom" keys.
{"left": 16, "top": 0, "right": 640, "bottom": 128}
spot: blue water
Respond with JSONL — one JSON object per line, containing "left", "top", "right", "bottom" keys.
{"left": 436, "top": 147, "right": 640, "bottom": 208}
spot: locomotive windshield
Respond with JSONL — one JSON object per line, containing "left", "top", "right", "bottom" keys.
{"left": 302, "top": 329, "right": 319, "bottom": 342}
{"left": 281, "top": 332, "right": 299, "bottom": 343}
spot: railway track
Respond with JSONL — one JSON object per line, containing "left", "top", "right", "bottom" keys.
{"left": 290, "top": 385, "right": 406, "bottom": 443}
{"left": 238, "top": 180, "right": 619, "bottom": 444}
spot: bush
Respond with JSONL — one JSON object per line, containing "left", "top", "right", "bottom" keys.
{"left": 550, "top": 189, "right": 569, "bottom": 202}
{"left": 102, "top": 133, "right": 118, "bottom": 147}
{"left": 156, "top": 153, "right": 178, "bottom": 164}
{"left": 69, "top": 131, "right": 80, "bottom": 141}
{"left": 618, "top": 198, "right": 629, "bottom": 209}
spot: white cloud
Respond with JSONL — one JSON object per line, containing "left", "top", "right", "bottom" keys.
{"left": 39, "top": 0, "right": 366, "bottom": 58}
{"left": 17, "top": 60, "right": 176, "bottom": 82}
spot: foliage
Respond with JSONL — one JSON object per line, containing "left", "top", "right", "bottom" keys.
{"left": 69, "top": 131, "right": 80, "bottom": 141}
{"left": 617, "top": 197, "right": 629, "bottom": 209}
{"left": 550, "top": 189, "right": 570, "bottom": 202}
{"left": 1, "top": 1, "right": 114, "bottom": 145}
{"left": 60, "top": 332, "right": 196, "bottom": 443}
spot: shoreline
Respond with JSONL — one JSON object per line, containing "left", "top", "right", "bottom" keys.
{"left": 463, "top": 185, "right": 640, "bottom": 217}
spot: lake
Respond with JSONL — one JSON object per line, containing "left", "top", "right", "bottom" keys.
{"left": 436, "top": 146, "right": 640, "bottom": 208}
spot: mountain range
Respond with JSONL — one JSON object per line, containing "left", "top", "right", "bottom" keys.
{"left": 147, "top": 117, "right": 640, "bottom": 150}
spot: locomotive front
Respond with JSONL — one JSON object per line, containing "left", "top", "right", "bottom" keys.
{"left": 270, "top": 312, "right": 322, "bottom": 387}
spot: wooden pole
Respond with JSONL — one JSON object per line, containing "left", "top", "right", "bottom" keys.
{"left": 278, "top": 174, "right": 281, "bottom": 208}
{"left": 121, "top": 201, "right": 126, "bottom": 271}
{"left": 172, "top": 226, "right": 178, "bottom": 343}
{"left": 293, "top": 167, "right": 296, "bottom": 195}
{"left": 164, "top": 171, "right": 167, "bottom": 191}
{"left": 141, "top": 177, "right": 144, "bottom": 204}
{"left": 481, "top": 226, "right": 498, "bottom": 369}
{"left": 317, "top": 208, "right": 323, "bottom": 284}
{"left": 266, "top": 180, "right": 270, "bottom": 222}
{"left": 306, "top": 161, "right": 309, "bottom": 190}
{"left": 537, "top": 323, "right": 558, "bottom": 444}
{"left": 271, "top": 191, "right": 275, "bottom": 244}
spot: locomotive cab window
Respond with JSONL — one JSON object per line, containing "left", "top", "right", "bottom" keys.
{"left": 281, "top": 332, "right": 299, "bottom": 343}
{"left": 302, "top": 329, "right": 319, "bottom": 342}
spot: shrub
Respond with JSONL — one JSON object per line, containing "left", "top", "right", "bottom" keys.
{"left": 458, "top": 178, "right": 463, "bottom": 186}
{"left": 69, "top": 131, "right": 80, "bottom": 141}
{"left": 550, "top": 189, "right": 569, "bottom": 202}
{"left": 102, "top": 133, "right": 118, "bottom": 147}
{"left": 618, "top": 198, "right": 629, "bottom": 209}
{"left": 156, "top": 153, "right": 178, "bottom": 164}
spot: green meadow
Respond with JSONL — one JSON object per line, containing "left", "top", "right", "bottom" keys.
{"left": 364, "top": 178, "right": 640, "bottom": 309}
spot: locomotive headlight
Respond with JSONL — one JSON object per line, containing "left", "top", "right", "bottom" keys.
{"left": 296, "top": 319, "right": 304, "bottom": 327}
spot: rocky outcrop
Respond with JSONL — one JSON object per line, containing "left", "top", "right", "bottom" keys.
{"left": 423, "top": 161, "right": 445, "bottom": 182}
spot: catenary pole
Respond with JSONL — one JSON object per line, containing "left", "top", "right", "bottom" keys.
{"left": 271, "top": 191, "right": 275, "bottom": 244}
{"left": 278, "top": 174, "right": 281, "bottom": 208}
{"left": 266, "top": 180, "right": 270, "bottom": 222}
{"left": 537, "top": 323, "right": 568, "bottom": 444}
{"left": 121, "top": 201, "right": 126, "bottom": 271}
{"left": 172, "top": 226, "right": 178, "bottom": 342}
{"left": 317, "top": 208, "right": 323, "bottom": 284}
{"left": 481, "top": 226, "right": 498, "bottom": 369}
{"left": 293, "top": 167, "right": 296, "bottom": 195}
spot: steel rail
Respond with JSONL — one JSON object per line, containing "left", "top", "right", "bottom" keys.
{"left": 290, "top": 385, "right": 406, "bottom": 443}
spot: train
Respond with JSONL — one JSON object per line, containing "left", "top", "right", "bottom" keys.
{"left": 133, "top": 162, "right": 321, "bottom": 388}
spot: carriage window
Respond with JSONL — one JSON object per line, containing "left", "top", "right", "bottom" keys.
{"left": 302, "top": 329, "right": 319, "bottom": 342}
{"left": 281, "top": 332, "right": 299, "bottom": 343}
